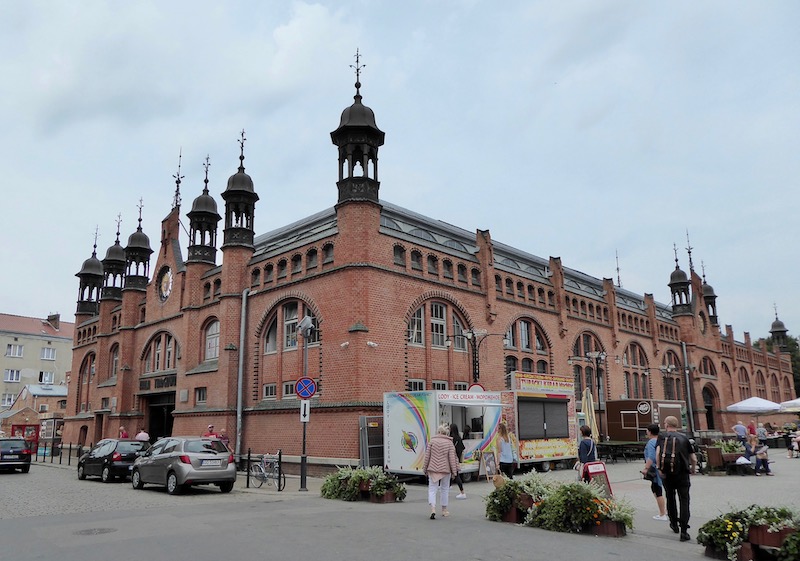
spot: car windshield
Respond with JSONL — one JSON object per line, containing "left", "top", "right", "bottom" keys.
{"left": 184, "top": 440, "right": 227, "bottom": 454}
{"left": 117, "top": 441, "right": 149, "bottom": 453}
{"left": 0, "top": 440, "right": 26, "bottom": 451}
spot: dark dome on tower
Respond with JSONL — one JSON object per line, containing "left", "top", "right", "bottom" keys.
{"left": 670, "top": 266, "right": 688, "bottom": 284}
{"left": 771, "top": 317, "right": 787, "bottom": 332}
{"left": 77, "top": 251, "right": 103, "bottom": 277}
{"left": 127, "top": 227, "right": 151, "bottom": 251}
{"left": 191, "top": 190, "right": 219, "bottom": 214}
{"left": 702, "top": 281, "right": 716, "bottom": 297}
{"left": 337, "top": 90, "right": 381, "bottom": 130}
{"left": 104, "top": 239, "right": 126, "bottom": 263}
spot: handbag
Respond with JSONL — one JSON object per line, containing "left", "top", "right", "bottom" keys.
{"left": 643, "top": 464, "right": 657, "bottom": 481}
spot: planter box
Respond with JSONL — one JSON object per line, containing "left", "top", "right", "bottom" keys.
{"left": 589, "top": 520, "right": 627, "bottom": 538}
{"left": 747, "top": 525, "right": 796, "bottom": 548}
{"left": 703, "top": 543, "right": 753, "bottom": 561}
{"left": 369, "top": 491, "right": 397, "bottom": 503}
{"left": 515, "top": 493, "right": 534, "bottom": 511}
{"left": 501, "top": 507, "right": 521, "bottom": 524}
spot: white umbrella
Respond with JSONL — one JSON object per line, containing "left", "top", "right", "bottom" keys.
{"left": 779, "top": 397, "right": 800, "bottom": 413}
{"left": 726, "top": 396, "right": 781, "bottom": 414}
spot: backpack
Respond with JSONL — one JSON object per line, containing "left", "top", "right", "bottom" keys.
{"left": 659, "top": 434, "right": 685, "bottom": 475}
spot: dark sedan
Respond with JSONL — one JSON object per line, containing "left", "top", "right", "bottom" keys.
{"left": 78, "top": 439, "right": 150, "bottom": 482}
{"left": 0, "top": 438, "right": 32, "bottom": 473}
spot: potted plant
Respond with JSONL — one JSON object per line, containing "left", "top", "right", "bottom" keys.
{"left": 697, "top": 505, "right": 799, "bottom": 560}
{"left": 527, "top": 481, "right": 605, "bottom": 534}
{"left": 320, "top": 466, "right": 385, "bottom": 501}
{"left": 368, "top": 471, "right": 407, "bottom": 503}
{"left": 743, "top": 505, "right": 798, "bottom": 548}
{"left": 777, "top": 531, "right": 800, "bottom": 561}
{"left": 697, "top": 513, "right": 749, "bottom": 560}
{"left": 485, "top": 477, "right": 525, "bottom": 523}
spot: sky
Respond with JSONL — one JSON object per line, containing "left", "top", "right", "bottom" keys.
{"left": 1, "top": 1, "right": 798, "bottom": 344}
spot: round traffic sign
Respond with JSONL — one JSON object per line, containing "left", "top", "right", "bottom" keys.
{"left": 295, "top": 377, "right": 317, "bottom": 399}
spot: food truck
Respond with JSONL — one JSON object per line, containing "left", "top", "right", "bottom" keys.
{"left": 383, "top": 372, "right": 578, "bottom": 478}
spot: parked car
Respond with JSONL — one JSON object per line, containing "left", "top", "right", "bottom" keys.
{"left": 78, "top": 439, "right": 151, "bottom": 482}
{"left": 0, "top": 437, "right": 32, "bottom": 473}
{"left": 130, "top": 437, "right": 236, "bottom": 495}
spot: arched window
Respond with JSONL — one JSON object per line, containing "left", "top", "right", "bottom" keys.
{"left": 322, "top": 243, "right": 334, "bottom": 264}
{"left": 661, "top": 351, "right": 682, "bottom": 401}
{"left": 755, "top": 371, "right": 767, "bottom": 399}
{"left": 205, "top": 320, "right": 220, "bottom": 361}
{"left": 571, "top": 333, "right": 605, "bottom": 406}
{"left": 770, "top": 374, "right": 781, "bottom": 403}
{"left": 700, "top": 356, "right": 717, "bottom": 377}
{"left": 264, "top": 317, "right": 277, "bottom": 353}
{"left": 427, "top": 255, "right": 438, "bottom": 275}
{"left": 393, "top": 245, "right": 406, "bottom": 266}
{"left": 251, "top": 268, "right": 260, "bottom": 287}
{"left": 521, "top": 358, "right": 533, "bottom": 372}
{"left": 291, "top": 254, "right": 302, "bottom": 274}
{"left": 307, "top": 248, "right": 318, "bottom": 270}
{"left": 623, "top": 342, "right": 649, "bottom": 400}
{"left": 738, "top": 368, "right": 752, "bottom": 400}
{"left": 783, "top": 378, "right": 793, "bottom": 402}
{"left": 143, "top": 332, "right": 177, "bottom": 374}
{"left": 109, "top": 344, "right": 119, "bottom": 380}
{"left": 410, "top": 251, "right": 422, "bottom": 271}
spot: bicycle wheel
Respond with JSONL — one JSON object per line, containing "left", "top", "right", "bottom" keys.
{"left": 271, "top": 465, "right": 286, "bottom": 491}
{"left": 249, "top": 462, "right": 266, "bottom": 488}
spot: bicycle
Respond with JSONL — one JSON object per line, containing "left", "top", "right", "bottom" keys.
{"left": 249, "top": 452, "right": 286, "bottom": 491}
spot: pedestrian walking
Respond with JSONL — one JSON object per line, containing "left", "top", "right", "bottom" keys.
{"left": 657, "top": 416, "right": 697, "bottom": 543}
{"left": 449, "top": 423, "right": 467, "bottom": 499}
{"left": 641, "top": 423, "right": 668, "bottom": 520}
{"left": 423, "top": 423, "right": 459, "bottom": 520}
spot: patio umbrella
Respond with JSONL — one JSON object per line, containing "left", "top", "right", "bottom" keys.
{"left": 779, "top": 397, "right": 800, "bottom": 413}
{"left": 580, "top": 387, "right": 599, "bottom": 442}
{"left": 726, "top": 396, "right": 781, "bottom": 420}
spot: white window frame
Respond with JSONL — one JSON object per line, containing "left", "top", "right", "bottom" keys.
{"left": 205, "top": 320, "right": 220, "bottom": 361}
{"left": 431, "top": 303, "right": 446, "bottom": 348}
{"left": 454, "top": 382, "right": 469, "bottom": 391}
{"left": 1, "top": 393, "right": 14, "bottom": 406}
{"left": 283, "top": 381, "right": 297, "bottom": 399}
{"left": 519, "top": 321, "right": 532, "bottom": 351}
{"left": 408, "top": 379, "right": 425, "bottom": 391}
{"left": 39, "top": 371, "right": 54, "bottom": 384}
{"left": 408, "top": 308, "right": 424, "bottom": 346}
{"left": 452, "top": 315, "right": 466, "bottom": 351}
{"left": 195, "top": 387, "right": 207, "bottom": 404}
{"left": 41, "top": 347, "right": 56, "bottom": 360}
{"left": 263, "top": 383, "right": 277, "bottom": 400}
{"left": 39, "top": 404, "right": 48, "bottom": 413}
{"left": 432, "top": 380, "right": 448, "bottom": 390}
{"left": 264, "top": 318, "right": 278, "bottom": 353}
{"left": 6, "top": 344, "right": 23, "bottom": 358}
{"left": 4, "top": 369, "right": 21, "bottom": 383}
{"left": 284, "top": 303, "right": 298, "bottom": 349}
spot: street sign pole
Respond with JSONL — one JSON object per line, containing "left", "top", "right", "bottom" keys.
{"left": 298, "top": 316, "right": 315, "bottom": 492}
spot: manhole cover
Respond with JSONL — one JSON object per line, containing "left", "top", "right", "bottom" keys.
{"left": 74, "top": 528, "right": 117, "bottom": 536}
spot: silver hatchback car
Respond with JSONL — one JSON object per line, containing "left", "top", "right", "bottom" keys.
{"left": 130, "top": 437, "right": 236, "bottom": 494}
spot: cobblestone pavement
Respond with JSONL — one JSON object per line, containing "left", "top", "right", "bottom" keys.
{"left": 3, "top": 451, "right": 799, "bottom": 560}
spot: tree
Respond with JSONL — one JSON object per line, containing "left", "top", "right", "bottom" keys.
{"left": 757, "top": 335, "right": 800, "bottom": 398}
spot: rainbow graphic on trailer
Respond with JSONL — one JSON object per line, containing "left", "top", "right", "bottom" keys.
{"left": 384, "top": 391, "right": 436, "bottom": 472}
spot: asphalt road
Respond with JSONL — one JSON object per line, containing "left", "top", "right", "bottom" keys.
{"left": 2, "top": 454, "right": 798, "bottom": 561}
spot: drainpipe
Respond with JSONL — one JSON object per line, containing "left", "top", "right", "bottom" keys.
{"left": 681, "top": 341, "right": 696, "bottom": 435}
{"left": 235, "top": 288, "right": 250, "bottom": 464}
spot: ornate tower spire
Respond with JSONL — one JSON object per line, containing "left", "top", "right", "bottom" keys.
{"left": 685, "top": 230, "right": 694, "bottom": 273}
{"left": 221, "top": 130, "right": 259, "bottom": 249}
{"left": 330, "top": 50, "right": 385, "bottom": 205}
{"left": 124, "top": 198, "right": 153, "bottom": 290}
{"left": 188, "top": 155, "right": 221, "bottom": 264}
{"left": 668, "top": 243, "right": 691, "bottom": 316}
{"left": 172, "top": 149, "right": 184, "bottom": 210}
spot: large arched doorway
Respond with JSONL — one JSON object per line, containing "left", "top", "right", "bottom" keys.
{"left": 702, "top": 386, "right": 718, "bottom": 431}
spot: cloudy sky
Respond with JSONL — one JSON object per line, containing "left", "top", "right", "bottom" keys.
{"left": 1, "top": 1, "right": 797, "bottom": 343}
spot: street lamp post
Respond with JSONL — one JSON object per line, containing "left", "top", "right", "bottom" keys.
{"left": 448, "top": 330, "right": 509, "bottom": 384}
{"left": 585, "top": 351, "right": 607, "bottom": 441}
{"left": 297, "top": 315, "right": 314, "bottom": 492}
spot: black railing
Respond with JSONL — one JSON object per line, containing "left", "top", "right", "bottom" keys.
{"left": 31, "top": 442, "right": 92, "bottom": 466}
{"left": 244, "top": 448, "right": 283, "bottom": 491}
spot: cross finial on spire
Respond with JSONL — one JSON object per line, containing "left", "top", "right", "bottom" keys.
{"left": 350, "top": 48, "right": 364, "bottom": 96}
{"left": 115, "top": 214, "right": 122, "bottom": 242}
{"left": 685, "top": 230, "right": 694, "bottom": 272}
{"left": 673, "top": 243, "right": 679, "bottom": 268}
{"left": 92, "top": 225, "right": 99, "bottom": 257}
{"left": 774, "top": 302, "right": 779, "bottom": 320}
{"left": 137, "top": 198, "right": 144, "bottom": 231}
{"left": 203, "top": 155, "right": 211, "bottom": 194}
{"left": 172, "top": 149, "right": 184, "bottom": 210}
{"left": 701, "top": 260, "right": 706, "bottom": 283}
{"left": 615, "top": 249, "right": 622, "bottom": 288}
{"left": 238, "top": 130, "right": 246, "bottom": 172}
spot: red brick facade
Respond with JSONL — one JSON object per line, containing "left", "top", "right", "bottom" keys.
{"left": 62, "top": 84, "right": 796, "bottom": 469}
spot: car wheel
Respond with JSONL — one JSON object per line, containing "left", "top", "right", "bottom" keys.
{"left": 21, "top": 465, "right": 30, "bottom": 474}
{"left": 131, "top": 469, "right": 144, "bottom": 490}
{"left": 166, "top": 471, "right": 183, "bottom": 495}
{"left": 101, "top": 466, "right": 113, "bottom": 482}
{"left": 218, "top": 481, "right": 234, "bottom": 493}
{"left": 78, "top": 464, "right": 86, "bottom": 480}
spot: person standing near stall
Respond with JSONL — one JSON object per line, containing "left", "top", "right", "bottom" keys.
{"left": 449, "top": 424, "right": 467, "bottom": 499}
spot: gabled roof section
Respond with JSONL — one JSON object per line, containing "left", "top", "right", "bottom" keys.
{"left": 0, "top": 313, "right": 75, "bottom": 339}
{"left": 24, "top": 384, "right": 68, "bottom": 397}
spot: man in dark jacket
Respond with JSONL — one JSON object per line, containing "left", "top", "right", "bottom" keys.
{"left": 656, "top": 416, "right": 697, "bottom": 543}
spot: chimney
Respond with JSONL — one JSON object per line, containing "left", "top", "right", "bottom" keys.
{"left": 46, "top": 313, "right": 60, "bottom": 330}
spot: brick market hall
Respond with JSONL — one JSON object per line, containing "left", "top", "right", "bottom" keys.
{"left": 62, "top": 69, "right": 797, "bottom": 473}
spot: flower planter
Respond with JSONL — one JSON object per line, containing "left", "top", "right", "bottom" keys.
{"left": 703, "top": 544, "right": 752, "bottom": 561}
{"left": 515, "top": 493, "right": 534, "bottom": 511}
{"left": 501, "top": 507, "right": 521, "bottom": 524}
{"left": 747, "top": 525, "right": 796, "bottom": 548}
{"left": 589, "top": 520, "right": 627, "bottom": 538}
{"left": 369, "top": 491, "right": 397, "bottom": 503}
{"left": 358, "top": 481, "right": 371, "bottom": 492}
